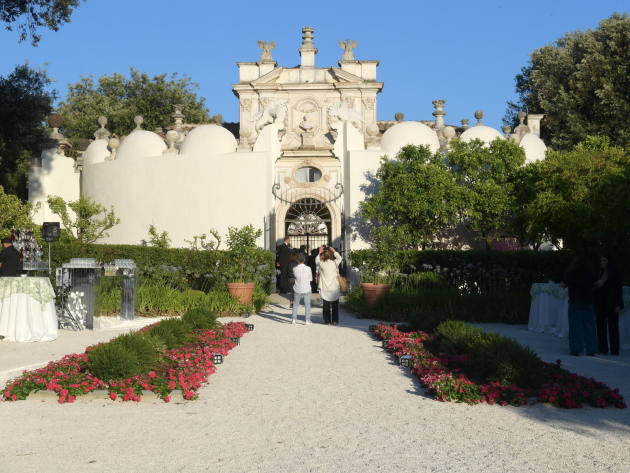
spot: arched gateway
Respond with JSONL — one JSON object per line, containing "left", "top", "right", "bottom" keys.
{"left": 285, "top": 198, "right": 331, "bottom": 250}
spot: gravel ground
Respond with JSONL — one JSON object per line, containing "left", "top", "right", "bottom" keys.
{"left": 1, "top": 297, "right": 629, "bottom": 473}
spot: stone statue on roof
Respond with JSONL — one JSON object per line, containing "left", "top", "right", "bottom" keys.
{"left": 257, "top": 40, "right": 276, "bottom": 63}
{"left": 338, "top": 40, "right": 358, "bottom": 61}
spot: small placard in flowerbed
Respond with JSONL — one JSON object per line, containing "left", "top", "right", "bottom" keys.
{"left": 2, "top": 308, "right": 250, "bottom": 404}
{"left": 374, "top": 322, "right": 626, "bottom": 409}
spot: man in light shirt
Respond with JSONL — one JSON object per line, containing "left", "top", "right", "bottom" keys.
{"left": 292, "top": 253, "right": 313, "bottom": 324}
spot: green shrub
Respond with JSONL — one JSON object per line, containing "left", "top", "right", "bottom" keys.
{"left": 149, "top": 318, "right": 190, "bottom": 349}
{"left": 87, "top": 343, "right": 141, "bottom": 381}
{"left": 182, "top": 308, "right": 218, "bottom": 331}
{"left": 434, "top": 320, "right": 544, "bottom": 389}
{"left": 45, "top": 242, "right": 275, "bottom": 293}
{"left": 111, "top": 333, "right": 160, "bottom": 373}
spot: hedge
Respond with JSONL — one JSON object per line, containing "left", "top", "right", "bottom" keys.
{"left": 350, "top": 249, "right": 575, "bottom": 292}
{"left": 45, "top": 242, "right": 275, "bottom": 293}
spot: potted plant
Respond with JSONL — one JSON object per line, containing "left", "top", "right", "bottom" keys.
{"left": 360, "top": 227, "right": 399, "bottom": 307}
{"left": 225, "top": 225, "right": 262, "bottom": 305}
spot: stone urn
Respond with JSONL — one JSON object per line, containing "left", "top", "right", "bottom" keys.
{"left": 227, "top": 282, "right": 256, "bottom": 305}
{"left": 360, "top": 283, "right": 390, "bottom": 308}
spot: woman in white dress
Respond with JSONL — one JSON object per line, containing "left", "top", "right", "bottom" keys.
{"left": 316, "top": 247, "right": 342, "bottom": 325}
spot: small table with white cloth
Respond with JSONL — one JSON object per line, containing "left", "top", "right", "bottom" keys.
{"left": 528, "top": 282, "right": 630, "bottom": 349}
{"left": 0, "top": 277, "right": 58, "bottom": 342}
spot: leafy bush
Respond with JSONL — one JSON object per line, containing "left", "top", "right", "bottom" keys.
{"left": 351, "top": 249, "right": 575, "bottom": 292}
{"left": 45, "top": 242, "right": 275, "bottom": 293}
{"left": 87, "top": 343, "right": 141, "bottom": 381}
{"left": 111, "top": 333, "right": 160, "bottom": 374}
{"left": 434, "top": 320, "right": 544, "bottom": 389}
{"left": 182, "top": 308, "right": 218, "bottom": 331}
{"left": 149, "top": 318, "right": 190, "bottom": 349}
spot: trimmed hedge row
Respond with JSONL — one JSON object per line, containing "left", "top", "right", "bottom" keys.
{"left": 45, "top": 242, "right": 276, "bottom": 293}
{"left": 350, "top": 249, "right": 575, "bottom": 292}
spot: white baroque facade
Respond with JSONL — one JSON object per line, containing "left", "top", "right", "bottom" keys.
{"left": 29, "top": 27, "right": 548, "bottom": 252}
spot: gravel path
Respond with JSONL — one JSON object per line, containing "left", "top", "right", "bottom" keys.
{"left": 1, "top": 297, "right": 629, "bottom": 473}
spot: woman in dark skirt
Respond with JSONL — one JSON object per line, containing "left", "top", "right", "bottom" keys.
{"left": 594, "top": 256, "right": 624, "bottom": 355}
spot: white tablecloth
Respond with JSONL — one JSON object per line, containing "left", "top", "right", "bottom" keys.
{"left": 528, "top": 282, "right": 630, "bottom": 348}
{"left": 0, "top": 277, "right": 58, "bottom": 342}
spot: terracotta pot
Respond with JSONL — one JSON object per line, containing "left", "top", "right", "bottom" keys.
{"left": 226, "top": 282, "right": 256, "bottom": 305}
{"left": 361, "top": 283, "right": 390, "bottom": 307}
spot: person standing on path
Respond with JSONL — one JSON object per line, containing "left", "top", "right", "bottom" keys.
{"left": 562, "top": 255, "right": 599, "bottom": 356}
{"left": 0, "top": 237, "right": 20, "bottom": 277}
{"left": 594, "top": 256, "right": 624, "bottom": 355}
{"left": 317, "top": 247, "right": 342, "bottom": 325}
{"left": 292, "top": 253, "right": 313, "bottom": 324}
{"left": 278, "top": 236, "right": 291, "bottom": 293}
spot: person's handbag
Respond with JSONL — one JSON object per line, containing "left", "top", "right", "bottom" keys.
{"left": 338, "top": 275, "right": 348, "bottom": 293}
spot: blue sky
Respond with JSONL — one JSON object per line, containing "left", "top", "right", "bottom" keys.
{"left": 1, "top": 0, "right": 627, "bottom": 130}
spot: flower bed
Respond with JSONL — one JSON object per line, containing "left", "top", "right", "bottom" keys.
{"left": 2, "top": 319, "right": 250, "bottom": 404}
{"left": 373, "top": 323, "right": 626, "bottom": 408}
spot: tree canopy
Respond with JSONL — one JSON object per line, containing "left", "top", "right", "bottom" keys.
{"left": 505, "top": 13, "right": 630, "bottom": 149}
{"left": 0, "top": 185, "right": 36, "bottom": 238}
{"left": 47, "top": 194, "right": 119, "bottom": 243}
{"left": 0, "top": 64, "right": 55, "bottom": 199}
{"left": 57, "top": 68, "right": 215, "bottom": 141}
{"left": 518, "top": 136, "right": 630, "bottom": 256}
{"left": 1, "top": 0, "right": 82, "bottom": 45}
{"left": 360, "top": 145, "right": 462, "bottom": 249}
{"left": 446, "top": 139, "right": 525, "bottom": 248}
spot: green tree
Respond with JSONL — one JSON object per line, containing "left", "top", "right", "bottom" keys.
{"left": 360, "top": 145, "right": 462, "bottom": 249}
{"left": 1, "top": 0, "right": 82, "bottom": 45}
{"left": 146, "top": 225, "right": 170, "bottom": 249}
{"left": 46, "top": 195, "right": 119, "bottom": 243}
{"left": 521, "top": 137, "right": 630, "bottom": 255}
{"left": 447, "top": 139, "right": 526, "bottom": 249}
{"left": 0, "top": 185, "right": 36, "bottom": 238}
{"left": 506, "top": 13, "right": 630, "bottom": 149}
{"left": 0, "top": 64, "right": 55, "bottom": 199}
{"left": 57, "top": 69, "right": 216, "bottom": 141}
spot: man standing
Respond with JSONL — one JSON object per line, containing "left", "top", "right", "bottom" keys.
{"left": 292, "top": 253, "right": 313, "bottom": 324}
{"left": 278, "top": 236, "right": 291, "bottom": 293}
{"left": 0, "top": 237, "right": 20, "bottom": 277}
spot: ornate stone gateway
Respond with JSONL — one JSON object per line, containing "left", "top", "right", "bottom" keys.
{"left": 285, "top": 198, "right": 331, "bottom": 251}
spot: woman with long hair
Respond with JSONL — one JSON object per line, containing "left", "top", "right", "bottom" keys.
{"left": 594, "top": 256, "right": 624, "bottom": 355}
{"left": 316, "top": 246, "right": 342, "bottom": 325}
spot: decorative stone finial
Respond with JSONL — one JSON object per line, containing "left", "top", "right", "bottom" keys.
{"left": 134, "top": 115, "right": 144, "bottom": 130}
{"left": 172, "top": 104, "right": 185, "bottom": 130}
{"left": 94, "top": 116, "right": 111, "bottom": 140}
{"left": 432, "top": 99, "right": 446, "bottom": 128}
{"left": 338, "top": 40, "right": 358, "bottom": 61}
{"left": 394, "top": 112, "right": 404, "bottom": 122}
{"left": 513, "top": 111, "right": 530, "bottom": 141}
{"left": 47, "top": 113, "right": 63, "bottom": 129}
{"left": 460, "top": 118, "right": 470, "bottom": 129}
{"left": 257, "top": 40, "right": 276, "bottom": 63}
{"left": 107, "top": 135, "right": 120, "bottom": 160}
{"left": 299, "top": 26, "right": 317, "bottom": 68}
{"left": 502, "top": 125, "right": 512, "bottom": 137}
{"left": 165, "top": 129, "right": 179, "bottom": 154}
{"left": 474, "top": 110, "right": 484, "bottom": 125}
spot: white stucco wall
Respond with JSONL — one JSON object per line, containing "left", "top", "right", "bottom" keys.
{"left": 29, "top": 148, "right": 80, "bottom": 225}
{"left": 81, "top": 150, "right": 270, "bottom": 247}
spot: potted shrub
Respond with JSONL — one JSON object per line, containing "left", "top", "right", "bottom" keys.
{"left": 359, "top": 227, "right": 399, "bottom": 307}
{"left": 225, "top": 225, "right": 262, "bottom": 305}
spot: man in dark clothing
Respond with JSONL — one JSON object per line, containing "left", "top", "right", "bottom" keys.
{"left": 563, "top": 256, "right": 599, "bottom": 356}
{"left": 277, "top": 236, "right": 292, "bottom": 293}
{"left": 0, "top": 237, "right": 20, "bottom": 277}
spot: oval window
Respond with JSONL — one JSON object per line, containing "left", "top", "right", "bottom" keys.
{"left": 295, "top": 166, "right": 322, "bottom": 183}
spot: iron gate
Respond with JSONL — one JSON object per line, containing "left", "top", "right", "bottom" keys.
{"left": 285, "top": 198, "right": 331, "bottom": 252}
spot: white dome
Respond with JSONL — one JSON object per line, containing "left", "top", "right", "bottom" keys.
{"left": 520, "top": 133, "right": 547, "bottom": 163}
{"left": 381, "top": 121, "right": 440, "bottom": 155}
{"left": 83, "top": 139, "right": 110, "bottom": 166}
{"left": 116, "top": 130, "right": 166, "bottom": 160}
{"left": 460, "top": 125, "right": 504, "bottom": 146}
{"left": 180, "top": 124, "right": 237, "bottom": 155}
